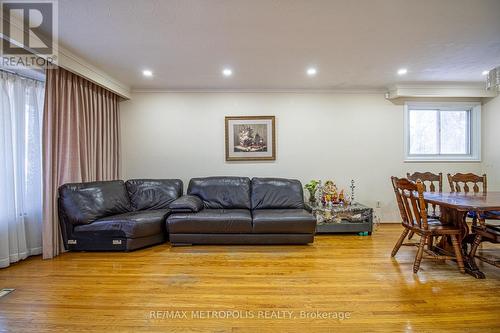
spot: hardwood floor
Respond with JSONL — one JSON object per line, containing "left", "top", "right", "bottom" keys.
{"left": 0, "top": 224, "right": 499, "bottom": 332}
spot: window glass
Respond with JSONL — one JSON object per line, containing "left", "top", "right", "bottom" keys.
{"left": 440, "top": 111, "right": 468, "bottom": 154}
{"left": 409, "top": 110, "right": 438, "bottom": 154}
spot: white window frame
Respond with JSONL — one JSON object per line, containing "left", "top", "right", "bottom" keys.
{"left": 404, "top": 102, "right": 481, "bottom": 162}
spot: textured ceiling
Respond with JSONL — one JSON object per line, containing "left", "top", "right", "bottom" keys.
{"left": 56, "top": 0, "right": 500, "bottom": 90}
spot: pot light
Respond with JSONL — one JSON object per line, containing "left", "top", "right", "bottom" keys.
{"left": 397, "top": 68, "right": 408, "bottom": 75}
{"left": 307, "top": 67, "right": 317, "bottom": 76}
{"left": 142, "top": 70, "right": 153, "bottom": 77}
{"left": 222, "top": 68, "right": 233, "bottom": 77}
{"left": 482, "top": 70, "right": 489, "bottom": 76}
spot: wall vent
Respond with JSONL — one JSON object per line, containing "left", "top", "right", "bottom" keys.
{"left": 0, "top": 288, "right": 15, "bottom": 298}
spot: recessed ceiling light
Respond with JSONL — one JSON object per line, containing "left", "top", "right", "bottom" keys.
{"left": 397, "top": 68, "right": 408, "bottom": 75}
{"left": 222, "top": 68, "right": 233, "bottom": 77}
{"left": 307, "top": 67, "right": 317, "bottom": 76}
{"left": 142, "top": 70, "right": 153, "bottom": 77}
{"left": 482, "top": 70, "right": 489, "bottom": 76}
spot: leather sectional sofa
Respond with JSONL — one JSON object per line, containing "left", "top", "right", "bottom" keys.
{"left": 167, "top": 177, "right": 317, "bottom": 245}
{"left": 58, "top": 177, "right": 316, "bottom": 251}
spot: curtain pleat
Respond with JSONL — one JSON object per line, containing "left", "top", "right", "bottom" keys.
{"left": 42, "top": 67, "right": 121, "bottom": 259}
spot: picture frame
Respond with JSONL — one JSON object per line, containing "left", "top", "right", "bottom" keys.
{"left": 225, "top": 116, "right": 276, "bottom": 161}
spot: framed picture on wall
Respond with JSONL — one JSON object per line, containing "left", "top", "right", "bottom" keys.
{"left": 225, "top": 116, "right": 276, "bottom": 161}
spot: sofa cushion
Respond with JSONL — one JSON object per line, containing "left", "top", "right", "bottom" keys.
{"left": 126, "top": 179, "right": 182, "bottom": 211}
{"left": 59, "top": 180, "right": 131, "bottom": 225}
{"left": 74, "top": 209, "right": 169, "bottom": 238}
{"left": 169, "top": 195, "right": 204, "bottom": 212}
{"left": 167, "top": 209, "right": 252, "bottom": 234}
{"left": 188, "top": 177, "right": 251, "bottom": 209}
{"left": 252, "top": 209, "right": 316, "bottom": 233}
{"left": 251, "top": 178, "right": 305, "bottom": 210}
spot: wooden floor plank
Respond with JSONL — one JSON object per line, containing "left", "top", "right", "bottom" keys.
{"left": 0, "top": 224, "right": 498, "bottom": 332}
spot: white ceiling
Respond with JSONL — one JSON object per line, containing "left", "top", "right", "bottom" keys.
{"left": 57, "top": 0, "right": 500, "bottom": 90}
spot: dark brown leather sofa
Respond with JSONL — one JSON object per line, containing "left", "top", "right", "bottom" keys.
{"left": 167, "top": 177, "right": 316, "bottom": 245}
{"left": 58, "top": 179, "right": 182, "bottom": 251}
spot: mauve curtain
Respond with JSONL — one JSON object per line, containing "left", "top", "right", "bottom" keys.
{"left": 42, "top": 67, "right": 121, "bottom": 259}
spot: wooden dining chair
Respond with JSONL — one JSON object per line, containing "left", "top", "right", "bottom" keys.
{"left": 448, "top": 173, "right": 488, "bottom": 225}
{"left": 469, "top": 218, "right": 500, "bottom": 269}
{"left": 407, "top": 172, "right": 443, "bottom": 193}
{"left": 391, "top": 177, "right": 465, "bottom": 274}
{"left": 406, "top": 172, "right": 443, "bottom": 240}
{"left": 450, "top": 173, "right": 500, "bottom": 268}
{"left": 447, "top": 173, "right": 499, "bottom": 269}
{"left": 447, "top": 173, "right": 487, "bottom": 193}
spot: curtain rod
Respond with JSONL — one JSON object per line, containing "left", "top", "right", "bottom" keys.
{"left": 0, "top": 68, "right": 45, "bottom": 83}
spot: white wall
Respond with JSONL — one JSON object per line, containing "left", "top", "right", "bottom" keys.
{"left": 120, "top": 92, "right": 489, "bottom": 222}
{"left": 482, "top": 95, "right": 500, "bottom": 190}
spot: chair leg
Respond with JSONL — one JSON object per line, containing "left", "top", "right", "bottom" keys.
{"left": 469, "top": 234, "right": 483, "bottom": 260}
{"left": 427, "top": 235, "right": 434, "bottom": 250}
{"left": 451, "top": 234, "right": 465, "bottom": 274}
{"left": 413, "top": 235, "right": 427, "bottom": 273}
{"left": 408, "top": 231, "right": 414, "bottom": 240}
{"left": 391, "top": 228, "right": 410, "bottom": 257}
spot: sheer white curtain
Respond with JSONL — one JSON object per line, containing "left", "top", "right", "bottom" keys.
{"left": 0, "top": 72, "right": 45, "bottom": 268}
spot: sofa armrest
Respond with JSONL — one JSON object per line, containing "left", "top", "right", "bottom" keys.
{"left": 57, "top": 196, "right": 73, "bottom": 250}
{"left": 169, "top": 195, "right": 204, "bottom": 213}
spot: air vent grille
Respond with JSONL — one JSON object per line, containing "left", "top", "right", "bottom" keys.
{"left": 0, "top": 288, "right": 15, "bottom": 298}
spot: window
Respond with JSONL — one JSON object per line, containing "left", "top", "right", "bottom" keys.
{"left": 404, "top": 102, "right": 481, "bottom": 161}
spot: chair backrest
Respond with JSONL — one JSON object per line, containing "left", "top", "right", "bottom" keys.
{"left": 447, "top": 173, "right": 487, "bottom": 193}
{"left": 391, "top": 177, "right": 429, "bottom": 230}
{"left": 407, "top": 172, "right": 442, "bottom": 192}
{"left": 407, "top": 172, "right": 442, "bottom": 216}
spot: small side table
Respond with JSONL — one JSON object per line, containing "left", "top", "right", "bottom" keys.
{"left": 306, "top": 202, "right": 373, "bottom": 235}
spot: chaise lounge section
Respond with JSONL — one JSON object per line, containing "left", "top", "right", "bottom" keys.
{"left": 58, "top": 179, "right": 182, "bottom": 251}
{"left": 167, "top": 177, "right": 316, "bottom": 245}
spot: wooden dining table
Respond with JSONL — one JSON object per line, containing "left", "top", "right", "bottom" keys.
{"left": 423, "top": 191, "right": 500, "bottom": 278}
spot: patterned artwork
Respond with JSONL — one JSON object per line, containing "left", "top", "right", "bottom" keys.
{"left": 225, "top": 116, "right": 275, "bottom": 161}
